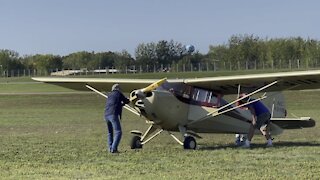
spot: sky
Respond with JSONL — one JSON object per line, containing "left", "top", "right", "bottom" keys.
{"left": 0, "top": 0, "right": 319, "bottom": 57}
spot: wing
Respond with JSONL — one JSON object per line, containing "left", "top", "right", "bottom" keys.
{"left": 184, "top": 70, "right": 320, "bottom": 94}
{"left": 33, "top": 70, "right": 320, "bottom": 94}
{"left": 32, "top": 77, "right": 160, "bottom": 92}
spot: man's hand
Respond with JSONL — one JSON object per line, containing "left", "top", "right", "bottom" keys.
{"left": 252, "top": 120, "right": 257, "bottom": 126}
{"left": 252, "top": 115, "right": 257, "bottom": 126}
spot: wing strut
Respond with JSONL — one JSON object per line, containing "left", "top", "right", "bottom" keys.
{"left": 188, "top": 80, "right": 278, "bottom": 126}
{"left": 85, "top": 84, "right": 141, "bottom": 116}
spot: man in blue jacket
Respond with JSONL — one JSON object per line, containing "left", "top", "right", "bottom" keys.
{"left": 105, "top": 84, "right": 130, "bottom": 153}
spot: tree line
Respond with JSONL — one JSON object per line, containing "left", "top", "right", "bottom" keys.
{"left": 1, "top": 35, "right": 320, "bottom": 74}
{"left": 208, "top": 35, "right": 320, "bottom": 69}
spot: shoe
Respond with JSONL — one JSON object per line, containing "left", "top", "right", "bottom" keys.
{"left": 240, "top": 140, "right": 251, "bottom": 148}
{"left": 240, "top": 143, "right": 250, "bottom": 148}
{"left": 235, "top": 138, "right": 241, "bottom": 146}
{"left": 266, "top": 139, "right": 273, "bottom": 148}
{"left": 266, "top": 143, "right": 273, "bottom": 148}
{"left": 110, "top": 150, "right": 120, "bottom": 153}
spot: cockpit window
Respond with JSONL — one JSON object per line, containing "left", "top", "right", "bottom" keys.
{"left": 208, "top": 92, "right": 219, "bottom": 105}
{"left": 192, "top": 88, "right": 219, "bottom": 106}
{"left": 192, "top": 88, "right": 207, "bottom": 102}
{"left": 161, "top": 82, "right": 220, "bottom": 107}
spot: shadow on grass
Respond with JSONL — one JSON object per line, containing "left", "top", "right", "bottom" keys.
{"left": 198, "top": 141, "right": 320, "bottom": 150}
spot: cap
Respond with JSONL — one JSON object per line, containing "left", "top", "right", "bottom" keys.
{"left": 111, "top": 84, "right": 120, "bottom": 91}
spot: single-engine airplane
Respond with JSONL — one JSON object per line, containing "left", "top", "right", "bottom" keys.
{"left": 32, "top": 70, "right": 319, "bottom": 149}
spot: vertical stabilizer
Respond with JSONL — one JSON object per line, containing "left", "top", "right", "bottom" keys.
{"left": 261, "top": 92, "right": 287, "bottom": 118}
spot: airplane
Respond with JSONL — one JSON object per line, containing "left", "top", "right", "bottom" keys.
{"left": 32, "top": 70, "right": 319, "bottom": 150}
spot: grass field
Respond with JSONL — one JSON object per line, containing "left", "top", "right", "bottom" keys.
{"left": 1, "top": 71, "right": 320, "bottom": 179}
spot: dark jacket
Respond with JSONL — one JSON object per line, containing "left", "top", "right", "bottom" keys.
{"left": 104, "top": 90, "right": 129, "bottom": 118}
{"left": 247, "top": 100, "right": 270, "bottom": 116}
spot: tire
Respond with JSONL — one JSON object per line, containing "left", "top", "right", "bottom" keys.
{"left": 130, "top": 136, "right": 143, "bottom": 149}
{"left": 183, "top": 136, "right": 197, "bottom": 150}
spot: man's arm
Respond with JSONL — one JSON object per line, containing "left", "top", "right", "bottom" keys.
{"left": 248, "top": 106, "right": 257, "bottom": 126}
{"left": 120, "top": 92, "right": 130, "bottom": 105}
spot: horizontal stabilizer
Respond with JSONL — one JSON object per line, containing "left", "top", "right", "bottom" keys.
{"left": 271, "top": 117, "right": 316, "bottom": 129}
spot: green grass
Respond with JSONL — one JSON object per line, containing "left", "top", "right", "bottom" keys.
{"left": 1, "top": 73, "right": 320, "bottom": 179}
{"left": 0, "top": 83, "right": 76, "bottom": 93}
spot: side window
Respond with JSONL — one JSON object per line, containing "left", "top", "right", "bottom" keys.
{"left": 195, "top": 89, "right": 208, "bottom": 102}
{"left": 192, "top": 88, "right": 220, "bottom": 107}
{"left": 207, "top": 92, "right": 219, "bottom": 105}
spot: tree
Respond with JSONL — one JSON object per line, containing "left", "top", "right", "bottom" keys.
{"left": 114, "top": 50, "right": 135, "bottom": 71}
{"left": 0, "top": 50, "right": 23, "bottom": 75}
{"left": 62, "top": 51, "right": 93, "bottom": 69}
{"left": 135, "top": 40, "right": 188, "bottom": 71}
{"left": 135, "top": 42, "right": 157, "bottom": 71}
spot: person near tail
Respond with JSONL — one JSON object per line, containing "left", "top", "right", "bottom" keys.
{"left": 238, "top": 94, "right": 273, "bottom": 148}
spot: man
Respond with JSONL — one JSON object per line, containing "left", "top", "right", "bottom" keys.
{"left": 238, "top": 94, "right": 273, "bottom": 148}
{"left": 104, "top": 84, "right": 130, "bottom": 153}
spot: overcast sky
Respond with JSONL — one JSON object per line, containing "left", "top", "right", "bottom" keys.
{"left": 0, "top": 0, "right": 319, "bottom": 57}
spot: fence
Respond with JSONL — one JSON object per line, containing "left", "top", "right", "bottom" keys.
{"left": 1, "top": 59, "right": 319, "bottom": 77}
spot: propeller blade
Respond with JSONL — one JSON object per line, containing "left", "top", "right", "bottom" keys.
{"left": 130, "top": 78, "right": 167, "bottom": 102}
{"left": 141, "top": 78, "right": 167, "bottom": 93}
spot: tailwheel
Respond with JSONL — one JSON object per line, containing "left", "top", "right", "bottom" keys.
{"left": 183, "top": 136, "right": 197, "bottom": 150}
{"left": 130, "top": 136, "right": 143, "bottom": 149}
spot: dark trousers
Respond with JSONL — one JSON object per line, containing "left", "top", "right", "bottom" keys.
{"left": 105, "top": 115, "right": 122, "bottom": 152}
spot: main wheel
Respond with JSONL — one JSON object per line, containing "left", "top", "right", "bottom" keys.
{"left": 130, "top": 136, "right": 143, "bottom": 149}
{"left": 183, "top": 136, "right": 197, "bottom": 150}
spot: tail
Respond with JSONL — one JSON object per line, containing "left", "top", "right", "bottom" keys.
{"left": 261, "top": 92, "right": 287, "bottom": 118}
{"left": 262, "top": 92, "right": 316, "bottom": 129}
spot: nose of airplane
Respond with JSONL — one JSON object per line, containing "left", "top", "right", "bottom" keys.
{"left": 135, "top": 89, "right": 146, "bottom": 99}
{"left": 129, "top": 78, "right": 167, "bottom": 102}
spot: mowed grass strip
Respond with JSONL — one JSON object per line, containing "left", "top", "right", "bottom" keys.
{"left": 0, "top": 74, "right": 320, "bottom": 179}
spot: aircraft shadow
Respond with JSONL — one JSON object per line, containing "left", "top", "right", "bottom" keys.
{"left": 198, "top": 141, "right": 320, "bottom": 150}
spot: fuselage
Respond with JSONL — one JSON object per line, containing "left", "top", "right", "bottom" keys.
{"left": 132, "top": 82, "right": 262, "bottom": 134}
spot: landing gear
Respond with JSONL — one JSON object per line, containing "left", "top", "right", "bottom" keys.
{"left": 130, "top": 125, "right": 199, "bottom": 150}
{"left": 130, "top": 125, "right": 164, "bottom": 149}
{"left": 183, "top": 136, "right": 197, "bottom": 150}
{"left": 130, "top": 136, "right": 142, "bottom": 149}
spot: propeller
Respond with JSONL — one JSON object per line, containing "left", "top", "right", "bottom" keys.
{"left": 130, "top": 78, "right": 167, "bottom": 102}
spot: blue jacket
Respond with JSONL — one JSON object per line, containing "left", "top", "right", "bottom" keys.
{"left": 104, "top": 90, "right": 129, "bottom": 118}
